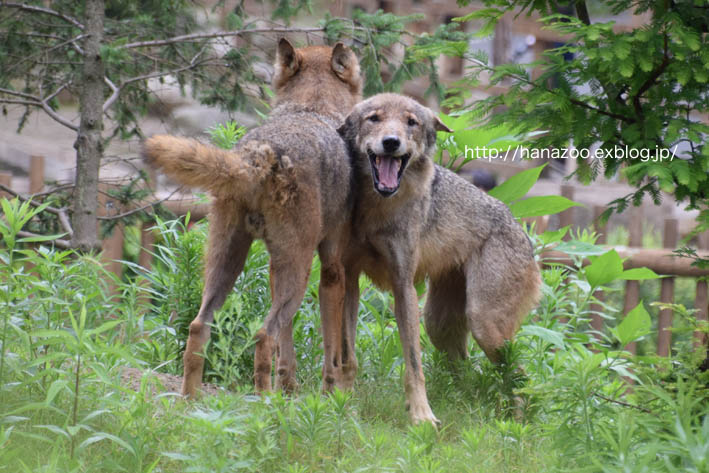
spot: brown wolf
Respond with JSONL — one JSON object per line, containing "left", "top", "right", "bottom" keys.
{"left": 143, "top": 39, "right": 362, "bottom": 397}
{"left": 336, "top": 93, "right": 542, "bottom": 424}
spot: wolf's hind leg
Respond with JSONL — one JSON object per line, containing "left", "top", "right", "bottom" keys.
{"left": 340, "top": 265, "right": 360, "bottom": 390}
{"left": 182, "top": 206, "right": 253, "bottom": 397}
{"left": 254, "top": 244, "right": 314, "bottom": 393}
{"left": 275, "top": 324, "right": 298, "bottom": 393}
{"left": 464, "top": 242, "right": 540, "bottom": 363}
{"left": 269, "top": 261, "right": 299, "bottom": 394}
{"left": 423, "top": 268, "right": 469, "bottom": 361}
{"left": 318, "top": 238, "right": 347, "bottom": 393}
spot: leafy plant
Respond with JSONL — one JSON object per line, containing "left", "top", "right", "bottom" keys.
{"left": 451, "top": 0, "right": 709, "bottom": 262}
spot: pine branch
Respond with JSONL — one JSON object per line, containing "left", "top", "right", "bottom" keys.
{"left": 103, "top": 47, "right": 211, "bottom": 112}
{"left": 97, "top": 188, "right": 181, "bottom": 221}
{"left": 1, "top": 2, "right": 84, "bottom": 30}
{"left": 0, "top": 86, "right": 78, "bottom": 131}
{"left": 116, "top": 26, "right": 350, "bottom": 50}
{"left": 632, "top": 33, "right": 670, "bottom": 121}
{"left": 463, "top": 55, "right": 636, "bottom": 123}
{"left": 102, "top": 77, "right": 119, "bottom": 113}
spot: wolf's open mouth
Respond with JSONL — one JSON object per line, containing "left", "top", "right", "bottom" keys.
{"left": 367, "top": 148, "right": 410, "bottom": 197}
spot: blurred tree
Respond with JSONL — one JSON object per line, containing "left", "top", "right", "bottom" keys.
{"left": 0, "top": 2, "right": 457, "bottom": 250}
{"left": 450, "top": 0, "right": 708, "bottom": 252}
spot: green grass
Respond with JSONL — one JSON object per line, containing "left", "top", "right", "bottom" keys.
{"left": 2, "top": 205, "right": 709, "bottom": 473}
{"left": 0, "top": 363, "right": 556, "bottom": 473}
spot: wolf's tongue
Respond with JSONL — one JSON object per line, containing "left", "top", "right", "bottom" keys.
{"left": 378, "top": 156, "right": 399, "bottom": 189}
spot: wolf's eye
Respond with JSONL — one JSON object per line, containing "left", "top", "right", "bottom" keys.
{"left": 367, "top": 114, "right": 380, "bottom": 123}
{"left": 407, "top": 118, "right": 418, "bottom": 127}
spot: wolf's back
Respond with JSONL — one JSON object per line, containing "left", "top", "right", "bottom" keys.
{"left": 143, "top": 135, "right": 278, "bottom": 198}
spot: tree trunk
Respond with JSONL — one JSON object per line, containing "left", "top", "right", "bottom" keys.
{"left": 71, "top": 0, "right": 105, "bottom": 252}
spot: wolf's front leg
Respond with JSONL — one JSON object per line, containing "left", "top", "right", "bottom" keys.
{"left": 393, "top": 282, "right": 438, "bottom": 426}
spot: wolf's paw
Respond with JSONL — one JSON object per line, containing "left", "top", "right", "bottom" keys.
{"left": 407, "top": 401, "right": 440, "bottom": 427}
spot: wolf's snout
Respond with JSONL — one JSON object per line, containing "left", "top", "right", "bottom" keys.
{"left": 382, "top": 136, "right": 401, "bottom": 153}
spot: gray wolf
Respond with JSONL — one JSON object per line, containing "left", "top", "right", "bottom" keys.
{"left": 336, "top": 93, "right": 541, "bottom": 424}
{"left": 143, "top": 39, "right": 362, "bottom": 397}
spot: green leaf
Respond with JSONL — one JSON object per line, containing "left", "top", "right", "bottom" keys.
{"left": 554, "top": 240, "right": 607, "bottom": 256}
{"left": 538, "top": 226, "right": 569, "bottom": 246}
{"left": 619, "top": 61, "right": 634, "bottom": 78}
{"left": 509, "top": 195, "right": 580, "bottom": 218}
{"left": 520, "top": 325, "right": 565, "bottom": 350}
{"left": 612, "top": 302, "right": 652, "bottom": 347}
{"left": 613, "top": 41, "right": 631, "bottom": 60}
{"left": 17, "top": 233, "right": 66, "bottom": 244}
{"left": 452, "top": 8, "right": 505, "bottom": 23}
{"left": 584, "top": 249, "right": 624, "bottom": 287}
{"left": 676, "top": 67, "right": 691, "bottom": 86}
{"left": 162, "top": 452, "right": 194, "bottom": 461}
{"left": 619, "top": 267, "right": 660, "bottom": 280}
{"left": 79, "top": 432, "right": 136, "bottom": 455}
{"left": 87, "top": 319, "right": 123, "bottom": 336}
{"left": 488, "top": 164, "right": 546, "bottom": 204}
{"left": 35, "top": 424, "right": 70, "bottom": 440}
{"left": 45, "top": 379, "right": 68, "bottom": 406}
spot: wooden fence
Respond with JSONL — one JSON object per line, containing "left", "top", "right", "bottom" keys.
{"left": 541, "top": 186, "right": 709, "bottom": 356}
{"left": 1, "top": 156, "right": 708, "bottom": 357}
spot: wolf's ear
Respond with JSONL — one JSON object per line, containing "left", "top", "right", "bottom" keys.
{"left": 275, "top": 38, "right": 300, "bottom": 84}
{"left": 331, "top": 43, "right": 361, "bottom": 89}
{"left": 433, "top": 115, "right": 453, "bottom": 134}
{"left": 337, "top": 113, "right": 358, "bottom": 144}
{"left": 426, "top": 112, "right": 453, "bottom": 147}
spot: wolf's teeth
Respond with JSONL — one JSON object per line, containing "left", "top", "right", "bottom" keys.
{"left": 376, "top": 156, "right": 381, "bottom": 167}
{"left": 395, "top": 159, "right": 401, "bottom": 171}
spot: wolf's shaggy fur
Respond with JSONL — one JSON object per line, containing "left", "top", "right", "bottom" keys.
{"left": 143, "top": 39, "right": 362, "bottom": 396}
{"left": 337, "top": 93, "right": 542, "bottom": 424}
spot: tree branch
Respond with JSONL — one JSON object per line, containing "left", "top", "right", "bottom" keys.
{"left": 0, "top": 86, "right": 78, "bottom": 131}
{"left": 116, "top": 26, "right": 343, "bottom": 50}
{"left": 57, "top": 209, "right": 74, "bottom": 237}
{"left": 568, "top": 97, "right": 635, "bottom": 123}
{"left": 102, "top": 76, "right": 119, "bottom": 113}
{"left": 97, "top": 188, "right": 181, "bottom": 221}
{"left": 0, "top": 183, "right": 65, "bottom": 215}
{"left": 1, "top": 2, "right": 84, "bottom": 30}
{"left": 632, "top": 33, "right": 670, "bottom": 121}
{"left": 0, "top": 183, "right": 75, "bottom": 236}
{"left": 593, "top": 391, "right": 653, "bottom": 414}
{"left": 464, "top": 56, "right": 636, "bottom": 123}
{"left": 103, "top": 44, "right": 212, "bottom": 112}
{"left": 0, "top": 87, "right": 36, "bottom": 101}
{"left": 575, "top": 1, "right": 591, "bottom": 26}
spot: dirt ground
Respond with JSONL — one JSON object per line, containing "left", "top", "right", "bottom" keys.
{"left": 120, "top": 367, "right": 224, "bottom": 397}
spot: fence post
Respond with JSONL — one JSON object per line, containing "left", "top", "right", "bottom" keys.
{"left": 0, "top": 172, "right": 11, "bottom": 198}
{"left": 138, "top": 168, "right": 156, "bottom": 271}
{"left": 29, "top": 155, "right": 45, "bottom": 194}
{"left": 622, "top": 206, "right": 643, "bottom": 354}
{"left": 657, "top": 218, "right": 678, "bottom": 357}
{"left": 99, "top": 182, "right": 125, "bottom": 292}
{"left": 694, "top": 232, "right": 709, "bottom": 349}
{"left": 589, "top": 205, "right": 608, "bottom": 337}
{"left": 559, "top": 184, "right": 574, "bottom": 239}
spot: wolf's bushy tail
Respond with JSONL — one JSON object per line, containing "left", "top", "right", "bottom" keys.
{"left": 143, "top": 135, "right": 280, "bottom": 198}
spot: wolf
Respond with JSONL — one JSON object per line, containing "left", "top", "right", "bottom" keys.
{"left": 143, "top": 39, "right": 362, "bottom": 397}
{"left": 336, "top": 93, "right": 542, "bottom": 424}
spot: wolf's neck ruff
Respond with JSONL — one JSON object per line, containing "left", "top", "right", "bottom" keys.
{"left": 271, "top": 103, "right": 342, "bottom": 129}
